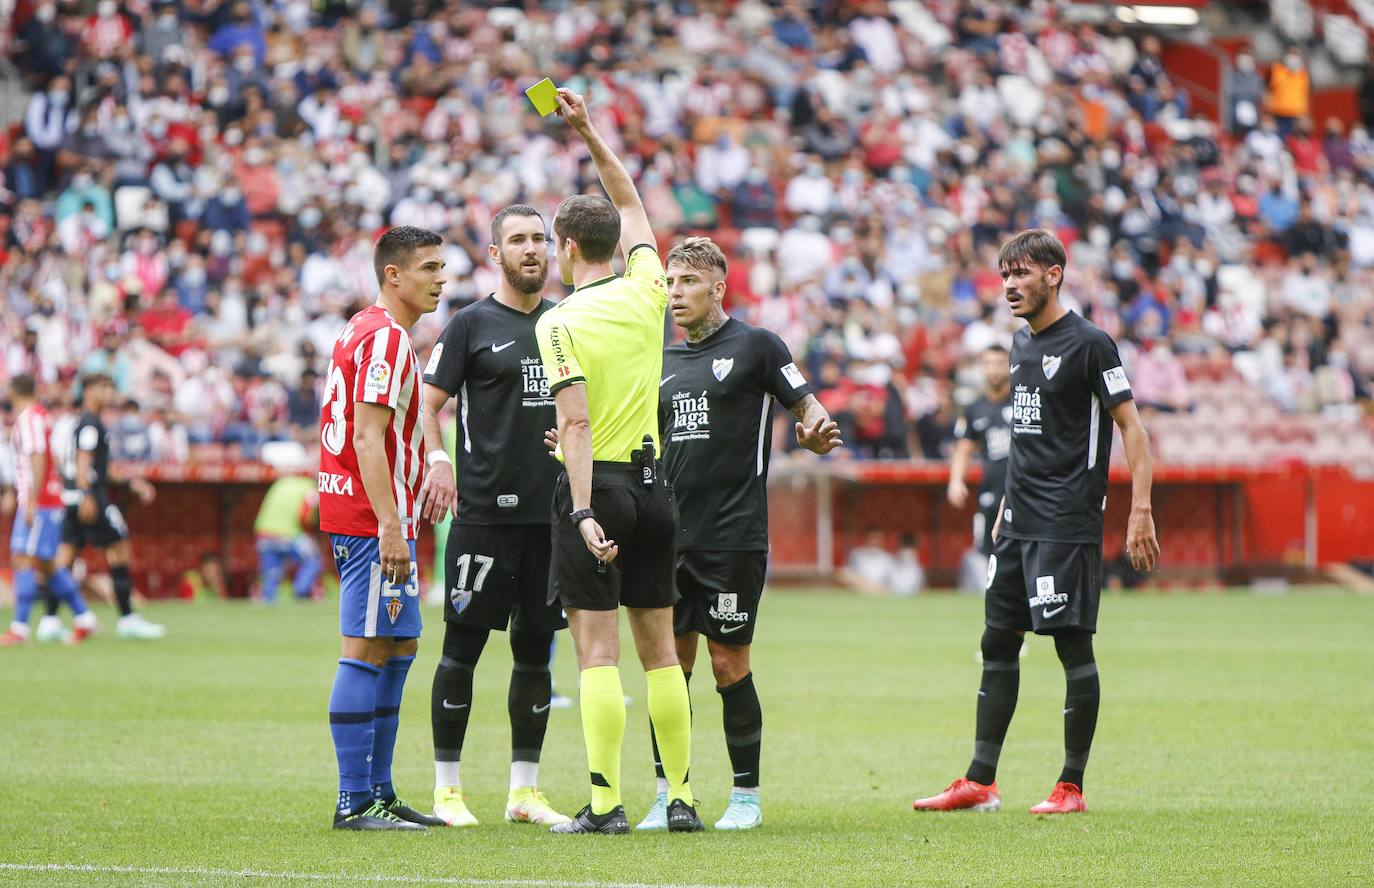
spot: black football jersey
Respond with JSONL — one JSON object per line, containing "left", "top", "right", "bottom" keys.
{"left": 1001, "top": 311, "right": 1134, "bottom": 544}
{"left": 659, "top": 319, "right": 812, "bottom": 552}
{"left": 62, "top": 410, "right": 111, "bottom": 500}
{"left": 424, "top": 295, "right": 560, "bottom": 525}
{"left": 954, "top": 393, "right": 1012, "bottom": 497}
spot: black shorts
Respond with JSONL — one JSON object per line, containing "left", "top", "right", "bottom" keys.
{"left": 973, "top": 488, "right": 1000, "bottom": 555}
{"left": 674, "top": 549, "right": 767, "bottom": 645}
{"left": 61, "top": 501, "right": 127, "bottom": 550}
{"left": 548, "top": 463, "right": 678, "bottom": 612}
{"left": 444, "top": 523, "right": 566, "bottom": 633}
{"left": 985, "top": 535, "right": 1102, "bottom": 635}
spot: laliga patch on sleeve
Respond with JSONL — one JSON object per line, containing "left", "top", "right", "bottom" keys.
{"left": 1102, "top": 366, "right": 1130, "bottom": 395}
{"left": 424, "top": 343, "right": 444, "bottom": 377}
{"left": 365, "top": 359, "right": 392, "bottom": 395}
{"left": 780, "top": 362, "right": 807, "bottom": 389}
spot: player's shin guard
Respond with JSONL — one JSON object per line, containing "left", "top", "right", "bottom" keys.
{"left": 1054, "top": 631, "right": 1100, "bottom": 790}
{"left": 330, "top": 658, "right": 381, "bottom": 814}
{"left": 509, "top": 631, "right": 555, "bottom": 787}
{"left": 651, "top": 671, "right": 691, "bottom": 791}
{"left": 111, "top": 565, "right": 134, "bottom": 618}
{"left": 12, "top": 568, "right": 38, "bottom": 626}
{"left": 966, "top": 627, "right": 1022, "bottom": 787}
{"left": 579, "top": 666, "right": 626, "bottom": 815}
{"left": 646, "top": 665, "right": 693, "bottom": 805}
{"left": 371, "top": 655, "right": 413, "bottom": 801}
{"left": 48, "top": 568, "right": 89, "bottom": 616}
{"left": 719, "top": 672, "right": 762, "bottom": 789}
{"left": 432, "top": 624, "right": 486, "bottom": 787}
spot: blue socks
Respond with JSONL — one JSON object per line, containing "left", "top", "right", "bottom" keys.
{"left": 371, "top": 656, "right": 414, "bottom": 801}
{"left": 47, "top": 568, "right": 89, "bottom": 616}
{"left": 13, "top": 569, "right": 37, "bottom": 624}
{"left": 329, "top": 658, "right": 381, "bottom": 814}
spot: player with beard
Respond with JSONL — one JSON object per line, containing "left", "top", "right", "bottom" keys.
{"left": 948, "top": 345, "right": 1013, "bottom": 560}
{"left": 416, "top": 205, "right": 571, "bottom": 828}
{"left": 913, "top": 229, "right": 1160, "bottom": 816}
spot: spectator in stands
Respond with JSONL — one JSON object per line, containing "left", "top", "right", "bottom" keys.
{"left": 1231, "top": 53, "right": 1265, "bottom": 133}
{"left": 1267, "top": 49, "right": 1310, "bottom": 136}
{"left": 839, "top": 530, "right": 925, "bottom": 597}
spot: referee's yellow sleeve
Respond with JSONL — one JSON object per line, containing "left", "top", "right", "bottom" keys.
{"left": 536, "top": 311, "right": 584, "bottom": 394}
{"left": 623, "top": 244, "right": 669, "bottom": 311}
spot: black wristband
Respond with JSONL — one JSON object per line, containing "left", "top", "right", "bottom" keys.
{"left": 569, "top": 508, "right": 596, "bottom": 524}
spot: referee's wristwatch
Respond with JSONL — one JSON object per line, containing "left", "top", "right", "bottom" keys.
{"left": 569, "top": 508, "right": 597, "bottom": 525}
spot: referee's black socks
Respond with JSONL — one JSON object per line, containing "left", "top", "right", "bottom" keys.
{"left": 966, "top": 627, "right": 1022, "bottom": 787}
{"left": 1054, "top": 630, "right": 1099, "bottom": 791}
{"left": 719, "top": 672, "right": 762, "bottom": 789}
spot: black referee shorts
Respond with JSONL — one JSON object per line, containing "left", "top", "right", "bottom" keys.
{"left": 444, "top": 523, "right": 567, "bottom": 633}
{"left": 548, "top": 463, "right": 678, "bottom": 612}
{"left": 985, "top": 534, "right": 1103, "bottom": 635}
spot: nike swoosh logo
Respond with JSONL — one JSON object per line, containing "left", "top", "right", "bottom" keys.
{"left": 720, "top": 623, "right": 747, "bottom": 634}
{"left": 441, "top": 700, "right": 469, "bottom": 710}
{"left": 1010, "top": 364, "right": 1021, "bottom": 374}
{"left": 1042, "top": 605, "right": 1067, "bottom": 619}
{"left": 733, "top": 771, "right": 751, "bottom": 778}
{"left": 531, "top": 703, "right": 552, "bottom": 714}
{"left": 492, "top": 340, "right": 516, "bottom": 353}
{"left": 659, "top": 374, "right": 677, "bottom": 387}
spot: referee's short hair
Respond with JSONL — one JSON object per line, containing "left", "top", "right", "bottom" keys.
{"left": 491, "top": 204, "right": 544, "bottom": 246}
{"left": 666, "top": 237, "right": 728, "bottom": 281}
{"left": 997, "top": 229, "right": 1066, "bottom": 277}
{"left": 373, "top": 225, "right": 443, "bottom": 286}
{"left": 553, "top": 194, "right": 619, "bottom": 263}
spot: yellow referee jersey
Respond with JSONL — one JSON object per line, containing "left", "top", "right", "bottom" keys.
{"left": 536, "top": 243, "right": 668, "bottom": 464}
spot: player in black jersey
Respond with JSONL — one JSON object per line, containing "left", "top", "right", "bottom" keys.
{"left": 948, "top": 345, "right": 1013, "bottom": 559}
{"left": 914, "top": 229, "right": 1159, "bottom": 816}
{"left": 415, "top": 205, "right": 571, "bottom": 829}
{"left": 626, "top": 237, "right": 843, "bottom": 830}
{"left": 54, "top": 373, "right": 162, "bottom": 639}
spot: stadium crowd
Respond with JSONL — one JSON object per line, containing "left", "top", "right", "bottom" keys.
{"left": 3, "top": 0, "right": 1374, "bottom": 465}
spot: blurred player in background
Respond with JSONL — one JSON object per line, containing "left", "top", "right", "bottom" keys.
{"left": 54, "top": 373, "right": 161, "bottom": 641}
{"left": 318, "top": 226, "right": 446, "bottom": 831}
{"left": 416, "top": 204, "right": 570, "bottom": 828}
{"left": 948, "top": 345, "right": 1013, "bottom": 587}
{"left": 914, "top": 230, "right": 1160, "bottom": 816}
{"left": 253, "top": 465, "right": 322, "bottom": 603}
{"left": 2, "top": 374, "right": 97, "bottom": 645}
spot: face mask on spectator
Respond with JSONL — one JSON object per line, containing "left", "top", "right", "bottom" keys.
{"left": 113, "top": 115, "right": 130, "bottom": 132}
{"left": 413, "top": 187, "right": 434, "bottom": 202}
{"left": 223, "top": 187, "right": 242, "bottom": 202}
{"left": 235, "top": 55, "right": 255, "bottom": 73}
{"left": 300, "top": 207, "right": 322, "bottom": 227}
{"left": 98, "top": 1, "right": 116, "bottom": 16}
{"left": 245, "top": 147, "right": 265, "bottom": 165}
{"left": 149, "top": 121, "right": 168, "bottom": 137}
{"left": 50, "top": 89, "right": 69, "bottom": 105}
{"left": 160, "top": 10, "right": 176, "bottom": 25}
{"left": 805, "top": 163, "right": 823, "bottom": 177}
{"left": 210, "top": 86, "right": 230, "bottom": 105}
{"left": 36, "top": 4, "right": 55, "bottom": 22}
{"left": 1285, "top": 54, "right": 1302, "bottom": 69}
{"left": 74, "top": 173, "right": 93, "bottom": 189}
{"left": 225, "top": 128, "right": 244, "bottom": 146}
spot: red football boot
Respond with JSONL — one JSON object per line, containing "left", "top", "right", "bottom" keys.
{"left": 913, "top": 777, "right": 1001, "bottom": 812}
{"left": 1029, "top": 782, "right": 1086, "bottom": 814}
{"left": 0, "top": 629, "right": 28, "bottom": 647}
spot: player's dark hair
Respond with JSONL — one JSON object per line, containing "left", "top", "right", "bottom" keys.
{"left": 997, "top": 229, "right": 1067, "bottom": 279}
{"left": 373, "top": 225, "right": 443, "bottom": 286}
{"left": 491, "top": 204, "right": 544, "bottom": 246}
{"left": 10, "top": 373, "right": 35, "bottom": 397}
{"left": 552, "top": 194, "right": 620, "bottom": 263}
{"left": 666, "top": 236, "right": 728, "bottom": 280}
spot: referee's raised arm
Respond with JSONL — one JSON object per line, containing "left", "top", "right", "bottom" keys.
{"left": 553, "top": 88, "right": 656, "bottom": 267}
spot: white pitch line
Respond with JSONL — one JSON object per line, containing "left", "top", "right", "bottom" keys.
{"left": 0, "top": 863, "right": 758, "bottom": 888}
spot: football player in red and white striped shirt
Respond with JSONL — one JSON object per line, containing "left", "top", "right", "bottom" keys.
{"left": 1, "top": 375, "right": 96, "bottom": 646}
{"left": 319, "top": 226, "right": 449, "bottom": 831}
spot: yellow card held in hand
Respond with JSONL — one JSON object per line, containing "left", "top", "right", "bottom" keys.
{"left": 525, "top": 78, "right": 559, "bottom": 116}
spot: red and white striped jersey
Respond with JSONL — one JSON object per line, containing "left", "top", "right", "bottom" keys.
{"left": 12, "top": 403, "right": 64, "bottom": 513}
{"left": 318, "top": 305, "right": 425, "bottom": 540}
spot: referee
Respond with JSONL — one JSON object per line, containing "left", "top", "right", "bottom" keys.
{"left": 536, "top": 88, "right": 699, "bottom": 835}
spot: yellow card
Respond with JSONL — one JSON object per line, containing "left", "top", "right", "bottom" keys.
{"left": 525, "top": 78, "right": 559, "bottom": 117}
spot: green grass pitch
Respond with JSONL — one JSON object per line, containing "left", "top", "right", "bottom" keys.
{"left": 2, "top": 590, "right": 1371, "bottom": 887}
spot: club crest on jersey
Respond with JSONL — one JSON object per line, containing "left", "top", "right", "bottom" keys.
{"left": 450, "top": 587, "right": 473, "bottom": 614}
{"left": 385, "top": 597, "right": 404, "bottom": 624}
{"left": 333, "top": 543, "right": 350, "bottom": 562}
{"left": 1042, "top": 354, "right": 1062, "bottom": 379}
{"left": 712, "top": 358, "right": 734, "bottom": 381}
